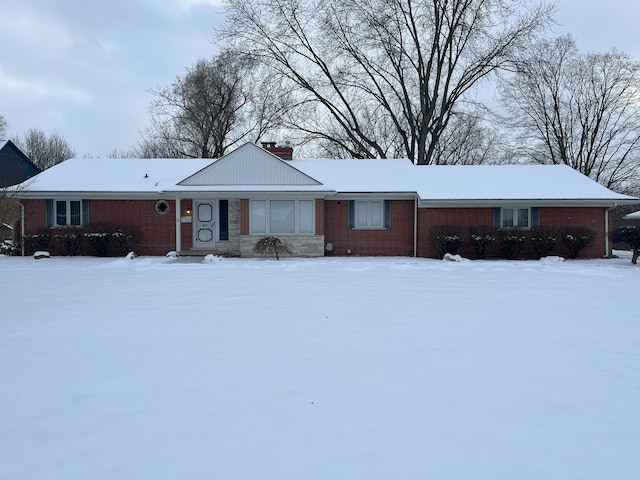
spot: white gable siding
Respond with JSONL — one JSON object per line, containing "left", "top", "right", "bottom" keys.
{"left": 179, "top": 143, "right": 321, "bottom": 186}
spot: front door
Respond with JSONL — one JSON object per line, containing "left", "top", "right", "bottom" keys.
{"left": 193, "top": 200, "right": 216, "bottom": 249}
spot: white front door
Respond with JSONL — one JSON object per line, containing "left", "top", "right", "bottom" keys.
{"left": 193, "top": 200, "right": 216, "bottom": 249}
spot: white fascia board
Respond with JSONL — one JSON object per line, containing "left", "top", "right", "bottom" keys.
{"left": 330, "top": 192, "right": 417, "bottom": 200}
{"left": 418, "top": 198, "right": 640, "bottom": 208}
{"left": 166, "top": 190, "right": 336, "bottom": 199}
{"left": 15, "top": 191, "right": 171, "bottom": 200}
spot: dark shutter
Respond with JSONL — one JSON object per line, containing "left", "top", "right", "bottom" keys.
{"left": 384, "top": 200, "right": 391, "bottom": 228}
{"left": 82, "top": 200, "right": 90, "bottom": 225}
{"left": 531, "top": 207, "right": 540, "bottom": 229}
{"left": 45, "top": 199, "right": 53, "bottom": 227}
{"left": 219, "top": 200, "right": 229, "bottom": 241}
{"left": 348, "top": 200, "right": 355, "bottom": 228}
{"left": 493, "top": 207, "right": 501, "bottom": 229}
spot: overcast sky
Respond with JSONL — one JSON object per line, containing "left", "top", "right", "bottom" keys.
{"left": 1, "top": 0, "right": 639, "bottom": 157}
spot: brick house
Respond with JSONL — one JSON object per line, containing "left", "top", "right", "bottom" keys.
{"left": 13, "top": 142, "right": 639, "bottom": 258}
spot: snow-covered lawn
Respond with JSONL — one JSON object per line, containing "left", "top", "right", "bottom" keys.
{"left": 1, "top": 254, "right": 638, "bottom": 479}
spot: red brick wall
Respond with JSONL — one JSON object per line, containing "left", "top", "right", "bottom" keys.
{"left": 323, "top": 199, "right": 415, "bottom": 256}
{"left": 540, "top": 207, "right": 607, "bottom": 257}
{"left": 20, "top": 198, "right": 610, "bottom": 259}
{"left": 417, "top": 206, "right": 608, "bottom": 259}
{"left": 417, "top": 207, "right": 494, "bottom": 258}
{"left": 22, "top": 198, "right": 179, "bottom": 256}
{"left": 315, "top": 199, "right": 325, "bottom": 236}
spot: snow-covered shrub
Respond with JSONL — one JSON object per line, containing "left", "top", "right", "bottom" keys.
{"left": 498, "top": 231, "right": 527, "bottom": 259}
{"left": 0, "top": 239, "right": 19, "bottom": 256}
{"left": 166, "top": 251, "right": 179, "bottom": 258}
{"left": 125, "top": 251, "right": 138, "bottom": 260}
{"left": 530, "top": 227, "right": 559, "bottom": 259}
{"left": 253, "top": 236, "right": 291, "bottom": 260}
{"left": 54, "top": 229, "right": 83, "bottom": 256}
{"left": 430, "top": 225, "right": 463, "bottom": 259}
{"left": 469, "top": 226, "right": 495, "bottom": 259}
{"left": 23, "top": 229, "right": 50, "bottom": 255}
{"left": 111, "top": 225, "right": 142, "bottom": 255}
{"left": 83, "top": 223, "right": 116, "bottom": 256}
{"left": 83, "top": 223, "right": 141, "bottom": 256}
{"left": 562, "top": 227, "right": 595, "bottom": 259}
{"left": 610, "top": 225, "right": 640, "bottom": 264}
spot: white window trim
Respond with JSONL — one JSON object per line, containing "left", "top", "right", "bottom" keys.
{"left": 501, "top": 207, "right": 531, "bottom": 229}
{"left": 250, "top": 199, "right": 315, "bottom": 235}
{"left": 54, "top": 200, "right": 86, "bottom": 227}
{"left": 353, "top": 200, "right": 385, "bottom": 229}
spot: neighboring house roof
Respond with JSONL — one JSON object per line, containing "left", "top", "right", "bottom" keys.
{"left": 624, "top": 210, "right": 640, "bottom": 219}
{"left": 13, "top": 142, "right": 639, "bottom": 206}
{"left": 0, "top": 139, "right": 40, "bottom": 187}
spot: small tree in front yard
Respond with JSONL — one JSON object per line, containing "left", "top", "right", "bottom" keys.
{"left": 611, "top": 225, "right": 640, "bottom": 264}
{"left": 498, "top": 231, "right": 527, "bottom": 259}
{"left": 430, "top": 225, "right": 464, "bottom": 258}
{"left": 253, "top": 236, "right": 291, "bottom": 260}
{"left": 562, "top": 227, "right": 596, "bottom": 259}
{"left": 469, "top": 226, "right": 495, "bottom": 259}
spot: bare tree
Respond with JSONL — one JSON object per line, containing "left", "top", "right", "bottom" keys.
{"left": 0, "top": 115, "right": 7, "bottom": 139}
{"left": 499, "top": 35, "right": 640, "bottom": 192}
{"left": 12, "top": 128, "right": 76, "bottom": 170}
{"left": 137, "top": 50, "right": 285, "bottom": 159}
{"left": 221, "top": 0, "right": 554, "bottom": 164}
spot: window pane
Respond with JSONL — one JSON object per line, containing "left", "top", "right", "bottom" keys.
{"left": 70, "top": 201, "right": 81, "bottom": 225}
{"left": 517, "top": 208, "right": 529, "bottom": 227}
{"left": 219, "top": 200, "right": 229, "bottom": 241}
{"left": 355, "top": 201, "right": 368, "bottom": 227}
{"left": 56, "top": 201, "right": 67, "bottom": 226}
{"left": 370, "top": 201, "right": 383, "bottom": 227}
{"left": 502, "top": 208, "right": 514, "bottom": 228}
{"left": 298, "top": 200, "right": 314, "bottom": 234}
{"left": 251, "top": 200, "right": 266, "bottom": 233}
{"left": 270, "top": 200, "right": 295, "bottom": 233}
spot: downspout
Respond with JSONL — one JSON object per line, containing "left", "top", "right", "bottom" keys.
{"left": 605, "top": 203, "right": 617, "bottom": 257}
{"left": 413, "top": 194, "right": 418, "bottom": 258}
{"left": 20, "top": 201, "right": 25, "bottom": 257}
{"left": 175, "top": 197, "right": 181, "bottom": 254}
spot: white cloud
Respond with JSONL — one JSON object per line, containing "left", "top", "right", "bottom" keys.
{"left": 0, "top": 7, "right": 74, "bottom": 51}
{"left": 0, "top": 68, "right": 93, "bottom": 105}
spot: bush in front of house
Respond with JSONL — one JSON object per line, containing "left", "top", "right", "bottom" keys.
{"left": 610, "top": 225, "right": 640, "bottom": 264}
{"left": 530, "top": 227, "right": 559, "bottom": 259}
{"left": 469, "top": 226, "right": 495, "bottom": 259}
{"left": 83, "top": 223, "right": 142, "bottom": 256}
{"left": 23, "top": 228, "right": 51, "bottom": 255}
{"left": 0, "top": 239, "right": 19, "bottom": 256}
{"left": 562, "top": 227, "right": 596, "bottom": 259}
{"left": 54, "top": 228, "right": 83, "bottom": 256}
{"left": 111, "top": 224, "right": 142, "bottom": 255}
{"left": 431, "top": 225, "right": 464, "bottom": 259}
{"left": 253, "top": 236, "right": 291, "bottom": 260}
{"left": 498, "top": 230, "right": 527, "bottom": 259}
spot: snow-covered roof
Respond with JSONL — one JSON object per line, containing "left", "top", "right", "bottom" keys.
{"left": 624, "top": 210, "right": 640, "bottom": 219}
{"left": 13, "top": 143, "right": 639, "bottom": 206}
{"left": 17, "top": 157, "right": 212, "bottom": 195}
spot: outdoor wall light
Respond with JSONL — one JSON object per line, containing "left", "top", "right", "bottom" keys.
{"left": 186, "top": 208, "right": 192, "bottom": 215}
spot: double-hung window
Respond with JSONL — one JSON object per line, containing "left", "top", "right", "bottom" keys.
{"left": 494, "top": 207, "right": 539, "bottom": 229}
{"left": 46, "top": 199, "right": 89, "bottom": 227}
{"left": 250, "top": 199, "right": 315, "bottom": 234}
{"left": 349, "top": 200, "right": 391, "bottom": 229}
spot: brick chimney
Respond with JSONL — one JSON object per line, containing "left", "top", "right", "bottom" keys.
{"left": 261, "top": 141, "right": 293, "bottom": 160}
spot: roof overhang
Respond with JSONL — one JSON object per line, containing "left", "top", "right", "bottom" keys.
{"left": 418, "top": 198, "right": 640, "bottom": 208}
